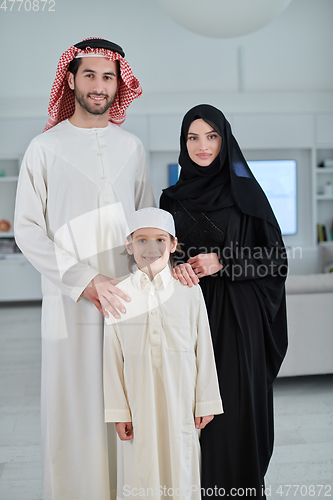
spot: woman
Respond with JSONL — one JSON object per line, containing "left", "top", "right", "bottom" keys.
{"left": 160, "top": 104, "right": 288, "bottom": 499}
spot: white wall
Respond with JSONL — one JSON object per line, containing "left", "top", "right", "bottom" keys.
{"left": 0, "top": 0, "right": 332, "bottom": 274}
{"left": 0, "top": 0, "right": 332, "bottom": 115}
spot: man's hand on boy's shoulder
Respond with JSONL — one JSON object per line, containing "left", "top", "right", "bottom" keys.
{"left": 195, "top": 415, "right": 214, "bottom": 429}
{"left": 83, "top": 274, "right": 131, "bottom": 319}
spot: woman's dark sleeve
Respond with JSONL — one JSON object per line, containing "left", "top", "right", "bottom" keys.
{"left": 220, "top": 211, "right": 288, "bottom": 328}
{"left": 221, "top": 211, "right": 288, "bottom": 284}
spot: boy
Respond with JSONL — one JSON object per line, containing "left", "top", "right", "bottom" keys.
{"left": 103, "top": 208, "right": 222, "bottom": 500}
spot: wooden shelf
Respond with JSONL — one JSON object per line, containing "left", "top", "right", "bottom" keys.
{"left": 315, "top": 147, "right": 333, "bottom": 245}
{"left": 0, "top": 176, "right": 18, "bottom": 182}
{"left": 0, "top": 253, "right": 25, "bottom": 262}
{"left": 316, "top": 194, "right": 333, "bottom": 201}
{"left": 0, "top": 232, "right": 14, "bottom": 238}
{"left": 316, "top": 168, "right": 333, "bottom": 174}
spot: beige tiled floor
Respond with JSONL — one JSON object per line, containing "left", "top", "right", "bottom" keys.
{"left": 0, "top": 303, "right": 332, "bottom": 500}
{"left": 0, "top": 303, "right": 42, "bottom": 500}
{"left": 266, "top": 375, "right": 333, "bottom": 499}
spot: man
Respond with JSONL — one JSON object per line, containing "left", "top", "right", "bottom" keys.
{"left": 14, "top": 38, "right": 154, "bottom": 500}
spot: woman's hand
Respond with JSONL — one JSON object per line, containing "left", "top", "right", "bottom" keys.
{"left": 188, "top": 253, "right": 222, "bottom": 278}
{"left": 172, "top": 263, "right": 200, "bottom": 287}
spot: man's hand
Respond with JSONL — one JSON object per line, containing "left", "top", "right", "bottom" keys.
{"left": 82, "top": 274, "right": 131, "bottom": 319}
{"left": 195, "top": 415, "right": 214, "bottom": 429}
{"left": 188, "top": 253, "right": 222, "bottom": 279}
{"left": 116, "top": 422, "right": 134, "bottom": 440}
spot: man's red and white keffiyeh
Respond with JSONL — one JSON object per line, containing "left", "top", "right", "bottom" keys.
{"left": 44, "top": 42, "right": 142, "bottom": 132}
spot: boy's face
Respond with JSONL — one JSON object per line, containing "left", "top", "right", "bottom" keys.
{"left": 126, "top": 227, "right": 177, "bottom": 279}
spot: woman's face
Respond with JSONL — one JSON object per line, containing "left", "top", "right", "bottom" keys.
{"left": 186, "top": 118, "right": 222, "bottom": 167}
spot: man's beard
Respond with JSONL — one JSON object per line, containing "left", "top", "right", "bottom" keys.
{"left": 74, "top": 89, "right": 117, "bottom": 116}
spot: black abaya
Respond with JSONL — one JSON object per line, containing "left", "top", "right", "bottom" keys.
{"left": 160, "top": 104, "right": 287, "bottom": 498}
{"left": 160, "top": 195, "right": 288, "bottom": 499}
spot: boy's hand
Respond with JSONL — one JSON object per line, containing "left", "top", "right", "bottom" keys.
{"left": 83, "top": 274, "right": 131, "bottom": 319}
{"left": 116, "top": 422, "right": 134, "bottom": 440}
{"left": 195, "top": 415, "right": 214, "bottom": 429}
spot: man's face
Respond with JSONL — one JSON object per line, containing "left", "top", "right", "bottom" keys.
{"left": 67, "top": 57, "right": 118, "bottom": 116}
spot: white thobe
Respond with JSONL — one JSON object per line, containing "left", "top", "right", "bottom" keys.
{"left": 14, "top": 119, "right": 155, "bottom": 500}
{"left": 104, "top": 266, "right": 223, "bottom": 500}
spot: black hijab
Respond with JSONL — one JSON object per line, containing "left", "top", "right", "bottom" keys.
{"left": 162, "top": 104, "right": 279, "bottom": 229}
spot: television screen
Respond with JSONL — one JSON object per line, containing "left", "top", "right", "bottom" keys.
{"left": 168, "top": 159, "right": 297, "bottom": 236}
{"left": 248, "top": 160, "right": 297, "bottom": 236}
{"left": 168, "top": 164, "right": 179, "bottom": 187}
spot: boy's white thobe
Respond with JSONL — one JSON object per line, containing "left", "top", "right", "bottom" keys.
{"left": 104, "top": 266, "right": 223, "bottom": 500}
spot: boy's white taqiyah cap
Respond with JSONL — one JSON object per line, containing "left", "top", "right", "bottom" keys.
{"left": 127, "top": 208, "right": 176, "bottom": 237}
